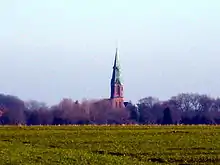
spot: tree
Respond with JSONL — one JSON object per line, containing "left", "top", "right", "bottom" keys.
{"left": 170, "top": 93, "right": 216, "bottom": 112}
{"left": 137, "top": 97, "right": 163, "bottom": 124}
{"left": 25, "top": 100, "right": 47, "bottom": 111}
{"left": 0, "top": 94, "right": 26, "bottom": 125}
{"left": 138, "top": 97, "right": 159, "bottom": 109}
{"left": 125, "top": 102, "right": 140, "bottom": 123}
{"left": 162, "top": 107, "right": 173, "bottom": 125}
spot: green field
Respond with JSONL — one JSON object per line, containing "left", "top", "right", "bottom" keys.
{"left": 0, "top": 125, "right": 219, "bottom": 165}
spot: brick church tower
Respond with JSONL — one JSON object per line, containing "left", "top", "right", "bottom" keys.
{"left": 110, "top": 48, "right": 124, "bottom": 108}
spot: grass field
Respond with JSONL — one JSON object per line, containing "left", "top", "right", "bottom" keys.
{"left": 0, "top": 125, "right": 220, "bottom": 165}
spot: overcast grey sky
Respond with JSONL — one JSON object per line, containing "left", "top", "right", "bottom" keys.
{"left": 0, "top": 0, "right": 219, "bottom": 105}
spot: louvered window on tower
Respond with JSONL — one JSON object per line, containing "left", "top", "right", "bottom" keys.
{"left": 117, "top": 86, "right": 120, "bottom": 96}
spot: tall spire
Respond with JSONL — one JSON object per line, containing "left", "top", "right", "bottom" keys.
{"left": 111, "top": 48, "right": 122, "bottom": 85}
{"left": 110, "top": 48, "right": 124, "bottom": 101}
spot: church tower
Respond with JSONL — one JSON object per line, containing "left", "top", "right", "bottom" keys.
{"left": 110, "top": 48, "right": 124, "bottom": 108}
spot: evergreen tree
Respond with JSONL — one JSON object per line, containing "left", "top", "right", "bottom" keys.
{"left": 162, "top": 107, "right": 173, "bottom": 124}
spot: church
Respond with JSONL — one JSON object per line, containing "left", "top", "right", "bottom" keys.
{"left": 109, "top": 48, "right": 129, "bottom": 108}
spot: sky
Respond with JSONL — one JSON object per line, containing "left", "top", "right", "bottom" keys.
{"left": 0, "top": 0, "right": 219, "bottom": 105}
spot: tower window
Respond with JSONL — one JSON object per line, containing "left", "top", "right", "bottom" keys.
{"left": 117, "top": 86, "right": 121, "bottom": 96}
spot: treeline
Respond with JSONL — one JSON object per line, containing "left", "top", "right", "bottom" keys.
{"left": 0, "top": 93, "right": 220, "bottom": 125}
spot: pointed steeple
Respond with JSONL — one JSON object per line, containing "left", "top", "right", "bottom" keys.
{"left": 111, "top": 48, "right": 122, "bottom": 85}
{"left": 113, "top": 48, "right": 120, "bottom": 68}
{"left": 110, "top": 48, "right": 124, "bottom": 101}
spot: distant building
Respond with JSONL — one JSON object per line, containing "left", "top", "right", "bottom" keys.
{"left": 109, "top": 48, "right": 125, "bottom": 108}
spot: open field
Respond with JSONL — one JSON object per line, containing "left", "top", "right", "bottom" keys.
{"left": 0, "top": 125, "right": 220, "bottom": 165}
